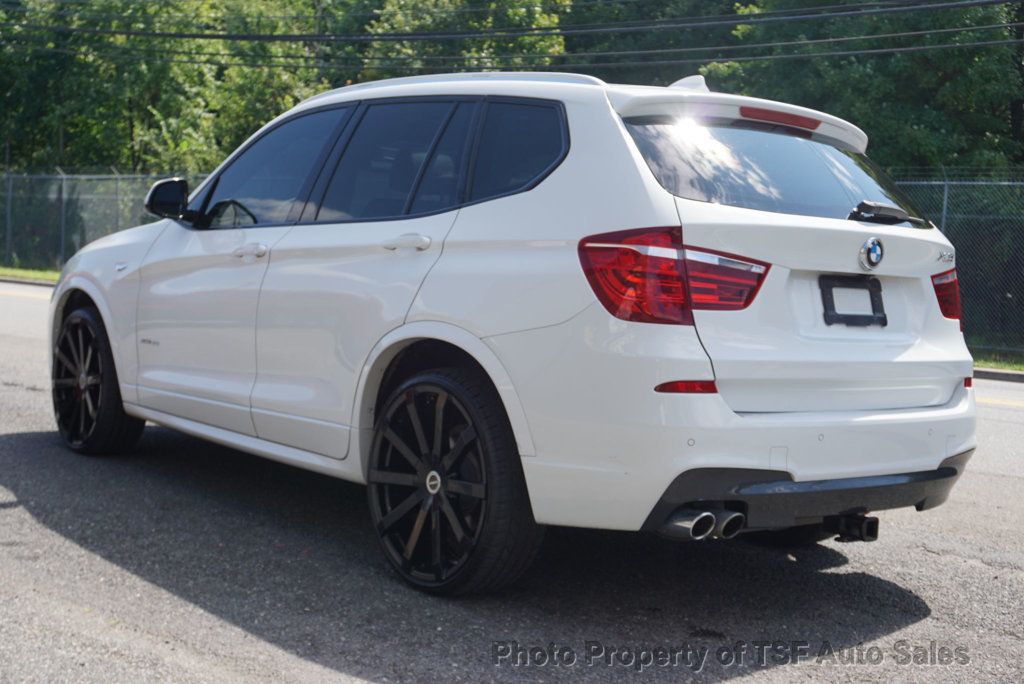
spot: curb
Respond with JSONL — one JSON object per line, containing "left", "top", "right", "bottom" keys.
{"left": 974, "top": 367, "right": 1024, "bottom": 383}
{"left": 0, "top": 277, "right": 55, "bottom": 288}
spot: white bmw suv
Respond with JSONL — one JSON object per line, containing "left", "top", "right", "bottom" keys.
{"left": 50, "top": 72, "right": 975, "bottom": 594}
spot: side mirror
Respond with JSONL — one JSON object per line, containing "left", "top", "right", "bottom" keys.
{"left": 145, "top": 178, "right": 189, "bottom": 219}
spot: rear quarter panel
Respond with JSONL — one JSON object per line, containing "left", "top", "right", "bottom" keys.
{"left": 408, "top": 88, "right": 680, "bottom": 337}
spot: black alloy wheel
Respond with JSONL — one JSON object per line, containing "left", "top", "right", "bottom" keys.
{"left": 53, "top": 307, "right": 144, "bottom": 454}
{"left": 367, "top": 367, "right": 542, "bottom": 594}
{"left": 53, "top": 310, "right": 104, "bottom": 447}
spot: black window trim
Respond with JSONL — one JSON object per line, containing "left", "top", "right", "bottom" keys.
{"left": 295, "top": 94, "right": 571, "bottom": 226}
{"left": 183, "top": 102, "right": 354, "bottom": 231}
{"left": 402, "top": 102, "right": 462, "bottom": 216}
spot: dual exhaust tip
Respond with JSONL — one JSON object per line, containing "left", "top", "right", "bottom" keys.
{"left": 660, "top": 508, "right": 881, "bottom": 543}
{"left": 661, "top": 508, "right": 745, "bottom": 541}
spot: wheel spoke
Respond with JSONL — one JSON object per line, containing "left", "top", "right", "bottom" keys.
{"left": 368, "top": 469, "right": 420, "bottom": 487}
{"left": 403, "top": 497, "right": 431, "bottom": 560}
{"left": 440, "top": 426, "right": 477, "bottom": 473}
{"left": 430, "top": 505, "right": 443, "bottom": 580}
{"left": 382, "top": 428, "right": 423, "bottom": 471}
{"left": 77, "top": 329, "right": 86, "bottom": 371}
{"left": 431, "top": 391, "right": 448, "bottom": 458}
{"left": 63, "top": 330, "right": 81, "bottom": 368}
{"left": 446, "top": 479, "right": 485, "bottom": 499}
{"left": 77, "top": 397, "right": 86, "bottom": 436}
{"left": 83, "top": 344, "right": 94, "bottom": 373}
{"left": 439, "top": 495, "right": 467, "bottom": 543}
{"left": 69, "top": 399, "right": 81, "bottom": 437}
{"left": 376, "top": 489, "right": 424, "bottom": 534}
{"left": 53, "top": 378, "right": 76, "bottom": 388}
{"left": 84, "top": 392, "right": 97, "bottom": 419}
{"left": 85, "top": 375, "right": 101, "bottom": 387}
{"left": 55, "top": 350, "right": 76, "bottom": 375}
{"left": 405, "top": 397, "right": 429, "bottom": 457}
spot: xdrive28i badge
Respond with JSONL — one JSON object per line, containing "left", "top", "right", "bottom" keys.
{"left": 859, "top": 237, "right": 884, "bottom": 270}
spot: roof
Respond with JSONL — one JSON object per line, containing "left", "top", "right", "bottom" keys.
{"left": 293, "top": 71, "right": 869, "bottom": 153}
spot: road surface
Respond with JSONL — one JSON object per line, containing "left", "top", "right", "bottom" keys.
{"left": 0, "top": 281, "right": 1021, "bottom": 682}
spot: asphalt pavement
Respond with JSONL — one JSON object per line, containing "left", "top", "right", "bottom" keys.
{"left": 1, "top": 281, "right": 1021, "bottom": 682}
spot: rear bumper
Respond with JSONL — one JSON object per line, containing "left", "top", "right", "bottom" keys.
{"left": 642, "top": 449, "right": 973, "bottom": 531}
{"left": 487, "top": 303, "right": 977, "bottom": 531}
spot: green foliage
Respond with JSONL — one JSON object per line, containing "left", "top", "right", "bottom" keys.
{"left": 697, "top": 0, "right": 1023, "bottom": 169}
{"left": 0, "top": 1, "right": 1021, "bottom": 173}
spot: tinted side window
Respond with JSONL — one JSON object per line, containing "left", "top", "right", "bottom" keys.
{"left": 318, "top": 102, "right": 452, "bottom": 221}
{"left": 203, "top": 109, "right": 344, "bottom": 228}
{"left": 469, "top": 102, "right": 564, "bottom": 202}
{"left": 409, "top": 103, "right": 475, "bottom": 215}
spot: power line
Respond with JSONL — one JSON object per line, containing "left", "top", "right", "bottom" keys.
{"left": 5, "top": 20, "right": 1018, "bottom": 65}
{"left": 1, "top": 0, "right": 1011, "bottom": 44}
{"left": 550, "top": 36, "right": 1024, "bottom": 68}
{"left": 0, "top": 0, "right": 917, "bottom": 26}
{"left": 3, "top": 0, "right": 654, "bottom": 23}
{"left": 5, "top": 34, "right": 1020, "bottom": 72}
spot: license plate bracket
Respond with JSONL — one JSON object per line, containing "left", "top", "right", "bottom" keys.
{"left": 819, "top": 274, "right": 887, "bottom": 327}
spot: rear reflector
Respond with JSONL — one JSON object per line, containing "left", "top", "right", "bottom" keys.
{"left": 931, "top": 268, "right": 962, "bottom": 329}
{"left": 578, "top": 227, "right": 770, "bottom": 325}
{"left": 739, "top": 106, "right": 821, "bottom": 131}
{"left": 964, "top": 377, "right": 972, "bottom": 388}
{"left": 655, "top": 380, "right": 718, "bottom": 394}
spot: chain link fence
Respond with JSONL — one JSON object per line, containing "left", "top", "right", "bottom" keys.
{"left": 896, "top": 180, "right": 1024, "bottom": 356}
{"left": 1, "top": 172, "right": 1022, "bottom": 354}
{"left": 0, "top": 173, "right": 206, "bottom": 270}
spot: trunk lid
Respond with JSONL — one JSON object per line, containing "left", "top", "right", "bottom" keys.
{"left": 619, "top": 102, "right": 972, "bottom": 413}
{"left": 678, "top": 198, "right": 970, "bottom": 412}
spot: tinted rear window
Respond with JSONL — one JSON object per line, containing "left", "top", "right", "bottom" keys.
{"left": 624, "top": 117, "right": 923, "bottom": 222}
{"left": 470, "top": 102, "right": 564, "bottom": 202}
{"left": 318, "top": 102, "right": 452, "bottom": 221}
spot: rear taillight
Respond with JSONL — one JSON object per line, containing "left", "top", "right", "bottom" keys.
{"left": 578, "top": 227, "right": 769, "bottom": 325}
{"left": 931, "top": 268, "right": 962, "bottom": 328}
{"left": 682, "top": 248, "right": 770, "bottom": 311}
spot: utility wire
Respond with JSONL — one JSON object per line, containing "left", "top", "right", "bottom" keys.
{"left": 4, "top": 20, "right": 1018, "bottom": 64}
{"left": 6, "top": 19, "right": 1015, "bottom": 63}
{"left": 0, "top": 0, "right": 1011, "bottom": 43}
{"left": 5, "top": 35, "right": 1021, "bottom": 72}
{"left": 0, "top": 0, "right": 920, "bottom": 26}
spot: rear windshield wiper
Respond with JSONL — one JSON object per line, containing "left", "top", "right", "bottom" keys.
{"left": 848, "top": 200, "right": 929, "bottom": 227}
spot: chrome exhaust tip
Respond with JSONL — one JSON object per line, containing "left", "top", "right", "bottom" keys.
{"left": 712, "top": 510, "right": 745, "bottom": 539}
{"left": 659, "top": 509, "right": 716, "bottom": 541}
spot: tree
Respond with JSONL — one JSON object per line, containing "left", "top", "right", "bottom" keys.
{"left": 699, "top": 0, "right": 1023, "bottom": 170}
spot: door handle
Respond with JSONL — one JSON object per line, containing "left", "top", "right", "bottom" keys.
{"left": 381, "top": 233, "right": 431, "bottom": 251}
{"left": 232, "top": 243, "right": 269, "bottom": 258}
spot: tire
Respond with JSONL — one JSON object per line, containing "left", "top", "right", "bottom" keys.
{"left": 52, "top": 306, "right": 145, "bottom": 455}
{"left": 743, "top": 524, "right": 834, "bottom": 548}
{"left": 367, "top": 366, "right": 544, "bottom": 595}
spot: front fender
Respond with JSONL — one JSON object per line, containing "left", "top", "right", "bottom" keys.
{"left": 50, "top": 221, "right": 168, "bottom": 404}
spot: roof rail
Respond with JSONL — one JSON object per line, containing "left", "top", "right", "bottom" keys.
{"left": 300, "top": 71, "right": 606, "bottom": 105}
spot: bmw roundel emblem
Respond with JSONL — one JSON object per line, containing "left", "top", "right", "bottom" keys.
{"left": 859, "top": 237, "right": 884, "bottom": 270}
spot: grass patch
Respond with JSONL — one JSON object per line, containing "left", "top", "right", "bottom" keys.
{"left": 972, "top": 350, "right": 1024, "bottom": 372}
{"left": 0, "top": 266, "right": 60, "bottom": 283}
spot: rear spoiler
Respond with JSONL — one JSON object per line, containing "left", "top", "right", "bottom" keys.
{"left": 607, "top": 88, "right": 868, "bottom": 153}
